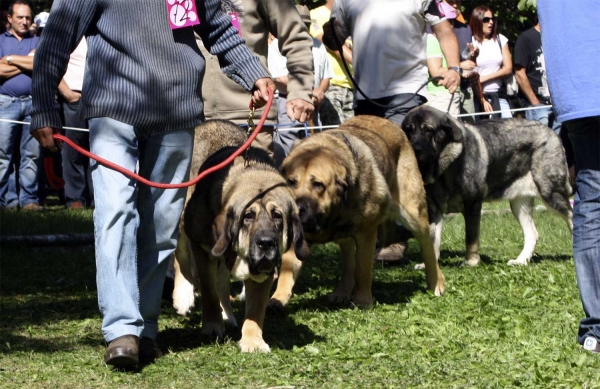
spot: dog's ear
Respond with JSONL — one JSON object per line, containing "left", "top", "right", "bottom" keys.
{"left": 335, "top": 176, "right": 348, "bottom": 201}
{"left": 289, "top": 206, "right": 310, "bottom": 261}
{"left": 442, "top": 114, "right": 463, "bottom": 142}
{"left": 212, "top": 207, "right": 234, "bottom": 257}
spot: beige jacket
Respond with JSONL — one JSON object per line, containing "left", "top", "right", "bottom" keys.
{"left": 200, "top": 0, "right": 314, "bottom": 125}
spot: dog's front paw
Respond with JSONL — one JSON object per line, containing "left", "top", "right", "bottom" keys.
{"left": 172, "top": 281, "right": 196, "bottom": 316}
{"left": 462, "top": 257, "right": 481, "bottom": 267}
{"left": 328, "top": 291, "right": 352, "bottom": 306}
{"left": 239, "top": 336, "right": 270, "bottom": 353}
{"left": 201, "top": 321, "right": 225, "bottom": 340}
{"left": 351, "top": 293, "right": 373, "bottom": 309}
{"left": 507, "top": 258, "right": 529, "bottom": 266}
{"left": 267, "top": 291, "right": 292, "bottom": 312}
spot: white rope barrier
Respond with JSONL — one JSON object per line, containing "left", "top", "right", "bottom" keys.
{"left": 0, "top": 104, "right": 555, "bottom": 133}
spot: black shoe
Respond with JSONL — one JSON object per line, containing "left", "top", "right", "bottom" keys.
{"left": 104, "top": 335, "right": 139, "bottom": 369}
{"left": 139, "top": 337, "right": 164, "bottom": 363}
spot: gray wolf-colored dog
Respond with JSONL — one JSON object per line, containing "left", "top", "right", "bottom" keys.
{"left": 402, "top": 106, "right": 572, "bottom": 266}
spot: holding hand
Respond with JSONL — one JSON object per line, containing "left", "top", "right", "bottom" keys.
{"left": 32, "top": 127, "right": 62, "bottom": 153}
{"left": 251, "top": 78, "right": 276, "bottom": 108}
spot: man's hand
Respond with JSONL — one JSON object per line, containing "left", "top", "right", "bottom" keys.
{"left": 312, "top": 88, "right": 325, "bottom": 106}
{"left": 251, "top": 77, "right": 276, "bottom": 108}
{"left": 64, "top": 90, "right": 81, "bottom": 103}
{"left": 438, "top": 69, "right": 461, "bottom": 94}
{"left": 286, "top": 99, "right": 314, "bottom": 123}
{"left": 32, "top": 127, "right": 62, "bottom": 153}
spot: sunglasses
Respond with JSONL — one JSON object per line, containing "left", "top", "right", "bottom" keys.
{"left": 482, "top": 16, "right": 495, "bottom": 23}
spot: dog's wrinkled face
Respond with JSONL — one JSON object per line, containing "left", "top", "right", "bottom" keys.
{"left": 281, "top": 148, "right": 349, "bottom": 238}
{"left": 402, "top": 106, "right": 463, "bottom": 182}
{"left": 211, "top": 186, "right": 309, "bottom": 282}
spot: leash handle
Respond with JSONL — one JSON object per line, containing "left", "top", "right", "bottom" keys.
{"left": 52, "top": 88, "right": 274, "bottom": 189}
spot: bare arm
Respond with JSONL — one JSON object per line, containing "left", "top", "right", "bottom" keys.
{"left": 514, "top": 65, "right": 540, "bottom": 105}
{"left": 312, "top": 78, "right": 330, "bottom": 106}
{"left": 431, "top": 21, "right": 460, "bottom": 94}
{"left": 0, "top": 63, "right": 21, "bottom": 79}
{"left": 57, "top": 79, "right": 82, "bottom": 103}
{"left": 6, "top": 54, "right": 35, "bottom": 72}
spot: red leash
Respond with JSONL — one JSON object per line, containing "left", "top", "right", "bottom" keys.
{"left": 48, "top": 89, "right": 273, "bottom": 189}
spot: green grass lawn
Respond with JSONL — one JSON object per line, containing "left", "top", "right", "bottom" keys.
{"left": 1, "top": 202, "right": 598, "bottom": 388}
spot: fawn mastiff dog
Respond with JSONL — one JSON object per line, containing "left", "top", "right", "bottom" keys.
{"left": 269, "top": 115, "right": 445, "bottom": 310}
{"left": 172, "top": 120, "right": 309, "bottom": 352}
{"left": 401, "top": 105, "right": 573, "bottom": 266}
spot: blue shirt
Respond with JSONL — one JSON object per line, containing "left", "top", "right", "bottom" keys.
{"left": 0, "top": 30, "right": 39, "bottom": 97}
{"left": 538, "top": 0, "right": 600, "bottom": 122}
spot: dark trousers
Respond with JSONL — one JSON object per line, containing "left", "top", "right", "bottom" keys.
{"left": 354, "top": 93, "right": 426, "bottom": 127}
{"left": 60, "top": 97, "right": 93, "bottom": 206}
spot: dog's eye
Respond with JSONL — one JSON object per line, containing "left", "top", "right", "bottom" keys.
{"left": 272, "top": 210, "right": 283, "bottom": 220}
{"left": 424, "top": 125, "right": 435, "bottom": 133}
{"left": 312, "top": 181, "right": 325, "bottom": 191}
{"left": 244, "top": 211, "right": 255, "bottom": 223}
{"left": 287, "top": 178, "right": 297, "bottom": 188}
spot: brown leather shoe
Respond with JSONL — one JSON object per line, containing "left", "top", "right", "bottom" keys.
{"left": 104, "top": 335, "right": 139, "bottom": 369}
{"left": 139, "top": 337, "right": 163, "bottom": 363}
{"left": 67, "top": 201, "right": 85, "bottom": 210}
{"left": 21, "top": 203, "right": 44, "bottom": 212}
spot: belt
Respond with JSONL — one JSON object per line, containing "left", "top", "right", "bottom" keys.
{"left": 1, "top": 94, "right": 32, "bottom": 101}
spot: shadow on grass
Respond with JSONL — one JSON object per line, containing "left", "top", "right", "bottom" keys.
{"left": 158, "top": 309, "right": 325, "bottom": 352}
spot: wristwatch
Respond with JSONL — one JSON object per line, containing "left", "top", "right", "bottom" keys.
{"left": 6, "top": 56, "right": 12, "bottom": 65}
{"left": 448, "top": 66, "right": 463, "bottom": 76}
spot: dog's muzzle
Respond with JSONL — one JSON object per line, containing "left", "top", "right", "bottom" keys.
{"left": 296, "top": 197, "right": 321, "bottom": 233}
{"left": 249, "top": 233, "right": 279, "bottom": 275}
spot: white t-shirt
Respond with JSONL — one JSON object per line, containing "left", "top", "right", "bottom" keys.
{"left": 332, "top": 0, "right": 445, "bottom": 100}
{"left": 472, "top": 34, "right": 508, "bottom": 93}
{"left": 268, "top": 38, "right": 334, "bottom": 89}
{"left": 63, "top": 37, "right": 87, "bottom": 91}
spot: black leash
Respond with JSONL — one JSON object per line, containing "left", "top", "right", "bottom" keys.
{"left": 329, "top": 17, "right": 455, "bottom": 114}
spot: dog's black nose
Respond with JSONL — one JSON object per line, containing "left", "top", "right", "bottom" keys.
{"left": 298, "top": 203, "right": 306, "bottom": 219}
{"left": 256, "top": 236, "right": 276, "bottom": 251}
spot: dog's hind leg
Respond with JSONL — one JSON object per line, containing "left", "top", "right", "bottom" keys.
{"left": 463, "top": 201, "right": 483, "bottom": 267}
{"left": 173, "top": 230, "right": 197, "bottom": 316}
{"left": 192, "top": 243, "right": 225, "bottom": 339}
{"left": 537, "top": 179, "right": 574, "bottom": 234}
{"left": 268, "top": 248, "right": 302, "bottom": 310}
{"left": 507, "top": 197, "right": 539, "bottom": 266}
{"left": 239, "top": 275, "right": 275, "bottom": 352}
{"left": 329, "top": 237, "right": 356, "bottom": 305}
{"left": 217, "top": 261, "right": 238, "bottom": 328}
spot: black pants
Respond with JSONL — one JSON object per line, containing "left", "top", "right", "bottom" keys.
{"left": 354, "top": 93, "right": 426, "bottom": 127}
{"left": 60, "top": 97, "right": 94, "bottom": 206}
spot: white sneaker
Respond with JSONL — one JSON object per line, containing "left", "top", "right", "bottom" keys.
{"left": 583, "top": 337, "right": 600, "bottom": 354}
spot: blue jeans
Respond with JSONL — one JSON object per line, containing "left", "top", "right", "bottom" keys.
{"left": 0, "top": 94, "right": 41, "bottom": 208}
{"left": 526, "top": 105, "right": 562, "bottom": 135}
{"left": 564, "top": 116, "right": 600, "bottom": 345}
{"left": 89, "top": 117, "right": 193, "bottom": 342}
